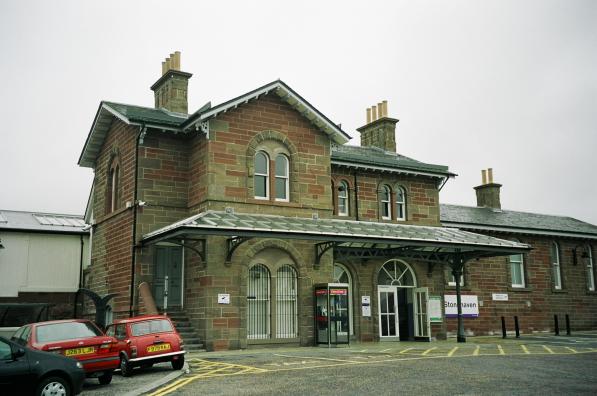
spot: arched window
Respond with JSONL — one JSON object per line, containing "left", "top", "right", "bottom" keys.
{"left": 586, "top": 245, "right": 595, "bottom": 291}
{"left": 247, "top": 264, "right": 270, "bottom": 339}
{"left": 378, "top": 259, "right": 416, "bottom": 287}
{"left": 254, "top": 151, "right": 269, "bottom": 199}
{"left": 275, "top": 154, "right": 289, "bottom": 201}
{"left": 395, "top": 186, "right": 406, "bottom": 221}
{"left": 509, "top": 253, "right": 525, "bottom": 288}
{"left": 337, "top": 181, "right": 349, "bottom": 216}
{"left": 333, "top": 263, "right": 353, "bottom": 335}
{"left": 276, "top": 265, "right": 297, "bottom": 338}
{"left": 107, "top": 159, "right": 120, "bottom": 213}
{"left": 380, "top": 185, "right": 392, "bottom": 220}
{"left": 551, "top": 242, "right": 562, "bottom": 290}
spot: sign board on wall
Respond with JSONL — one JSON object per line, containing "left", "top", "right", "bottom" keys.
{"left": 492, "top": 293, "right": 509, "bottom": 301}
{"left": 429, "top": 296, "right": 442, "bottom": 322}
{"left": 361, "top": 296, "right": 371, "bottom": 317}
{"left": 218, "top": 293, "right": 230, "bottom": 304}
{"left": 444, "top": 295, "right": 479, "bottom": 318}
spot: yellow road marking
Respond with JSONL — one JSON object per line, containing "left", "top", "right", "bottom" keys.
{"left": 542, "top": 345, "right": 555, "bottom": 354}
{"left": 497, "top": 345, "right": 505, "bottom": 355}
{"left": 447, "top": 347, "right": 458, "bottom": 357}
{"left": 521, "top": 345, "right": 530, "bottom": 354}
{"left": 565, "top": 347, "right": 578, "bottom": 354}
{"left": 399, "top": 347, "right": 414, "bottom": 354}
{"left": 473, "top": 345, "right": 480, "bottom": 356}
{"left": 422, "top": 347, "right": 437, "bottom": 356}
{"left": 274, "top": 353, "right": 360, "bottom": 364}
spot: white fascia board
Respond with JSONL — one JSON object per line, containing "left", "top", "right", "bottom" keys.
{"left": 195, "top": 82, "right": 350, "bottom": 144}
{"left": 442, "top": 222, "right": 597, "bottom": 240}
{"left": 332, "top": 160, "right": 449, "bottom": 179}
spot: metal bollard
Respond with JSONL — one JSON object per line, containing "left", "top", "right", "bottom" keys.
{"left": 554, "top": 314, "right": 560, "bottom": 336}
{"left": 565, "top": 314, "right": 571, "bottom": 336}
{"left": 514, "top": 316, "right": 520, "bottom": 338}
{"left": 501, "top": 316, "right": 507, "bottom": 338}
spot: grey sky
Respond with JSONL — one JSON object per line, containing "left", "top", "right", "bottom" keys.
{"left": 1, "top": 0, "right": 596, "bottom": 224}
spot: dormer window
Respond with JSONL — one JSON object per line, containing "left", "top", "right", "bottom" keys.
{"left": 254, "top": 151, "right": 269, "bottom": 199}
{"left": 380, "top": 185, "right": 392, "bottom": 220}
{"left": 338, "top": 181, "right": 349, "bottom": 216}
{"left": 275, "top": 154, "right": 289, "bottom": 201}
{"left": 396, "top": 186, "right": 406, "bottom": 221}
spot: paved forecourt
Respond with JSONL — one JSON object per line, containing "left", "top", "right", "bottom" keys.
{"left": 148, "top": 337, "right": 597, "bottom": 396}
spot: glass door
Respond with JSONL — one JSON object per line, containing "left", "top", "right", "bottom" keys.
{"left": 378, "top": 286, "right": 399, "bottom": 340}
{"left": 414, "top": 287, "right": 430, "bottom": 340}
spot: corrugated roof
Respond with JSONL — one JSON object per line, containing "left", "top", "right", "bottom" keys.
{"left": 331, "top": 144, "right": 454, "bottom": 177}
{"left": 143, "top": 211, "right": 529, "bottom": 255}
{"left": 440, "top": 204, "right": 597, "bottom": 239}
{"left": 0, "top": 210, "right": 89, "bottom": 234}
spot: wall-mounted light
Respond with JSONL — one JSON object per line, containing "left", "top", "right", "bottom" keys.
{"left": 572, "top": 245, "right": 588, "bottom": 266}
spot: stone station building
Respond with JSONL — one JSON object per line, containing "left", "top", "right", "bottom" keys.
{"left": 78, "top": 53, "right": 596, "bottom": 351}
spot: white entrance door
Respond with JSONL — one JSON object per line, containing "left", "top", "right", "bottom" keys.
{"left": 378, "top": 286, "right": 399, "bottom": 340}
{"left": 414, "top": 287, "right": 431, "bottom": 339}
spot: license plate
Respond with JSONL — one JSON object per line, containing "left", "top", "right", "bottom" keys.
{"left": 65, "top": 347, "right": 95, "bottom": 356}
{"left": 147, "top": 343, "right": 171, "bottom": 353}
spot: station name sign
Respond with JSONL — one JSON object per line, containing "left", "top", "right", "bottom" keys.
{"left": 444, "top": 295, "right": 479, "bottom": 318}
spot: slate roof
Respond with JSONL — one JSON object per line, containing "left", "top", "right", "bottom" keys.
{"left": 331, "top": 144, "right": 454, "bottom": 177}
{"left": 440, "top": 204, "right": 597, "bottom": 240}
{"left": 0, "top": 210, "right": 88, "bottom": 234}
{"left": 103, "top": 101, "right": 188, "bottom": 127}
{"left": 143, "top": 211, "right": 530, "bottom": 255}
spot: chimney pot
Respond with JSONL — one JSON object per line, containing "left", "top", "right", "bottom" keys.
{"left": 372, "top": 105, "right": 377, "bottom": 121}
{"left": 475, "top": 168, "right": 502, "bottom": 209}
{"left": 481, "top": 169, "right": 487, "bottom": 185}
{"left": 151, "top": 52, "right": 192, "bottom": 114}
{"left": 366, "top": 108, "right": 371, "bottom": 124}
{"left": 378, "top": 102, "right": 384, "bottom": 118}
{"left": 488, "top": 168, "right": 494, "bottom": 184}
{"left": 382, "top": 100, "right": 388, "bottom": 117}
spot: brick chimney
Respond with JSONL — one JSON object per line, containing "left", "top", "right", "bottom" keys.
{"left": 150, "top": 51, "right": 192, "bottom": 114}
{"left": 474, "top": 168, "right": 502, "bottom": 209}
{"left": 357, "top": 100, "right": 399, "bottom": 152}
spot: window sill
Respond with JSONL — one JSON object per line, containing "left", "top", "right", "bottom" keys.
{"left": 508, "top": 286, "right": 533, "bottom": 292}
{"left": 551, "top": 289, "right": 568, "bottom": 294}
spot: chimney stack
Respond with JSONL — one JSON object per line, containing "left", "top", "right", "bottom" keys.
{"left": 474, "top": 168, "right": 502, "bottom": 209}
{"left": 150, "top": 51, "right": 192, "bottom": 114}
{"left": 357, "top": 100, "right": 399, "bottom": 152}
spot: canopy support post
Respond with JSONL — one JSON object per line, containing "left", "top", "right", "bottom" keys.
{"left": 451, "top": 250, "right": 467, "bottom": 343}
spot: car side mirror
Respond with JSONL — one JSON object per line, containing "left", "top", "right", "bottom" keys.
{"left": 13, "top": 348, "right": 26, "bottom": 359}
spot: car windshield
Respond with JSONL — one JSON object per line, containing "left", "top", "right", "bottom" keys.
{"left": 36, "top": 322, "right": 103, "bottom": 343}
{"left": 131, "top": 319, "right": 173, "bottom": 336}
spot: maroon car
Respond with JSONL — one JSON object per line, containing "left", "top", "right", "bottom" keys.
{"left": 11, "top": 319, "right": 119, "bottom": 385}
{"left": 106, "top": 315, "right": 185, "bottom": 376}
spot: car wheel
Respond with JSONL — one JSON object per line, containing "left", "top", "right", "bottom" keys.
{"left": 120, "top": 355, "right": 133, "bottom": 377}
{"left": 98, "top": 371, "right": 113, "bottom": 385}
{"left": 37, "top": 376, "right": 71, "bottom": 396}
{"left": 172, "top": 355, "right": 185, "bottom": 370}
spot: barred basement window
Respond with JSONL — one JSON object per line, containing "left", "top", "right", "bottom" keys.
{"left": 276, "top": 265, "right": 297, "bottom": 338}
{"left": 551, "top": 242, "right": 562, "bottom": 290}
{"left": 247, "top": 264, "right": 270, "bottom": 339}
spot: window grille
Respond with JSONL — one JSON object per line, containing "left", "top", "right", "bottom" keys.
{"left": 276, "top": 265, "right": 297, "bottom": 338}
{"left": 247, "top": 264, "right": 270, "bottom": 339}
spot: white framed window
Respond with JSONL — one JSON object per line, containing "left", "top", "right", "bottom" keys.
{"left": 247, "top": 264, "right": 271, "bottom": 339}
{"left": 551, "top": 242, "right": 562, "bottom": 290}
{"left": 276, "top": 265, "right": 297, "bottom": 338}
{"left": 109, "top": 164, "right": 119, "bottom": 213}
{"left": 380, "top": 185, "right": 392, "bottom": 220}
{"left": 274, "top": 154, "right": 289, "bottom": 201}
{"left": 587, "top": 245, "right": 595, "bottom": 292}
{"left": 395, "top": 186, "right": 406, "bottom": 221}
{"left": 338, "top": 181, "right": 349, "bottom": 216}
{"left": 510, "top": 254, "right": 525, "bottom": 288}
{"left": 448, "top": 272, "right": 464, "bottom": 287}
{"left": 254, "top": 151, "right": 269, "bottom": 199}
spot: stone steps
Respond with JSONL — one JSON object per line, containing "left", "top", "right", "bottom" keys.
{"left": 163, "top": 308, "right": 205, "bottom": 352}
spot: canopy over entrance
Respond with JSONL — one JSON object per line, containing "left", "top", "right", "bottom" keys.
{"left": 141, "top": 210, "right": 531, "bottom": 342}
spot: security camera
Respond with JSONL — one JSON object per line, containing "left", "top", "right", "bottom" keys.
{"left": 138, "top": 201, "right": 147, "bottom": 207}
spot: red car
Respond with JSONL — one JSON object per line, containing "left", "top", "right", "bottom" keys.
{"left": 106, "top": 315, "right": 185, "bottom": 377}
{"left": 11, "top": 319, "right": 119, "bottom": 385}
